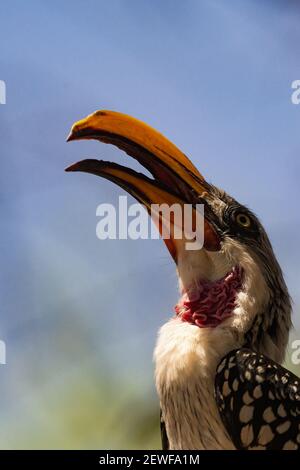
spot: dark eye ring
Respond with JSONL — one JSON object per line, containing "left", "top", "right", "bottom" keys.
{"left": 235, "top": 213, "right": 252, "bottom": 229}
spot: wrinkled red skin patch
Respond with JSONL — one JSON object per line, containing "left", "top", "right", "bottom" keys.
{"left": 175, "top": 266, "right": 244, "bottom": 328}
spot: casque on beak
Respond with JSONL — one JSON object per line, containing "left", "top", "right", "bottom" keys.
{"left": 66, "top": 110, "right": 220, "bottom": 263}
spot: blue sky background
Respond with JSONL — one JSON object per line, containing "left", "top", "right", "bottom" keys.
{"left": 0, "top": 0, "right": 300, "bottom": 449}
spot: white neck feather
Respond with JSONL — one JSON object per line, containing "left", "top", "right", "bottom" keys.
{"left": 154, "top": 319, "right": 238, "bottom": 449}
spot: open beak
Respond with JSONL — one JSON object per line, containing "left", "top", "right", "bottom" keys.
{"left": 66, "top": 110, "right": 220, "bottom": 262}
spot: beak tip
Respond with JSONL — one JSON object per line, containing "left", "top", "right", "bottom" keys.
{"left": 66, "top": 132, "right": 74, "bottom": 142}
{"left": 65, "top": 163, "right": 78, "bottom": 172}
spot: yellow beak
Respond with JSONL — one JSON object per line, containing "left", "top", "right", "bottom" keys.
{"left": 66, "top": 110, "right": 220, "bottom": 261}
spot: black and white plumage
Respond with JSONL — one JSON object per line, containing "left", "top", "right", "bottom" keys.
{"left": 66, "top": 110, "right": 298, "bottom": 450}
{"left": 215, "top": 349, "right": 300, "bottom": 450}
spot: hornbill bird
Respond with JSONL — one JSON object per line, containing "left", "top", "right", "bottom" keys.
{"left": 66, "top": 110, "right": 300, "bottom": 450}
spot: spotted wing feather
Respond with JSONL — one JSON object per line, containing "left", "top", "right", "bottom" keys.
{"left": 215, "top": 348, "right": 300, "bottom": 450}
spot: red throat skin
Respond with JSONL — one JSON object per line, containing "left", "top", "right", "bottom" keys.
{"left": 175, "top": 266, "right": 244, "bottom": 328}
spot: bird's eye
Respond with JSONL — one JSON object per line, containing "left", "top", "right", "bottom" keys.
{"left": 235, "top": 213, "right": 252, "bottom": 228}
